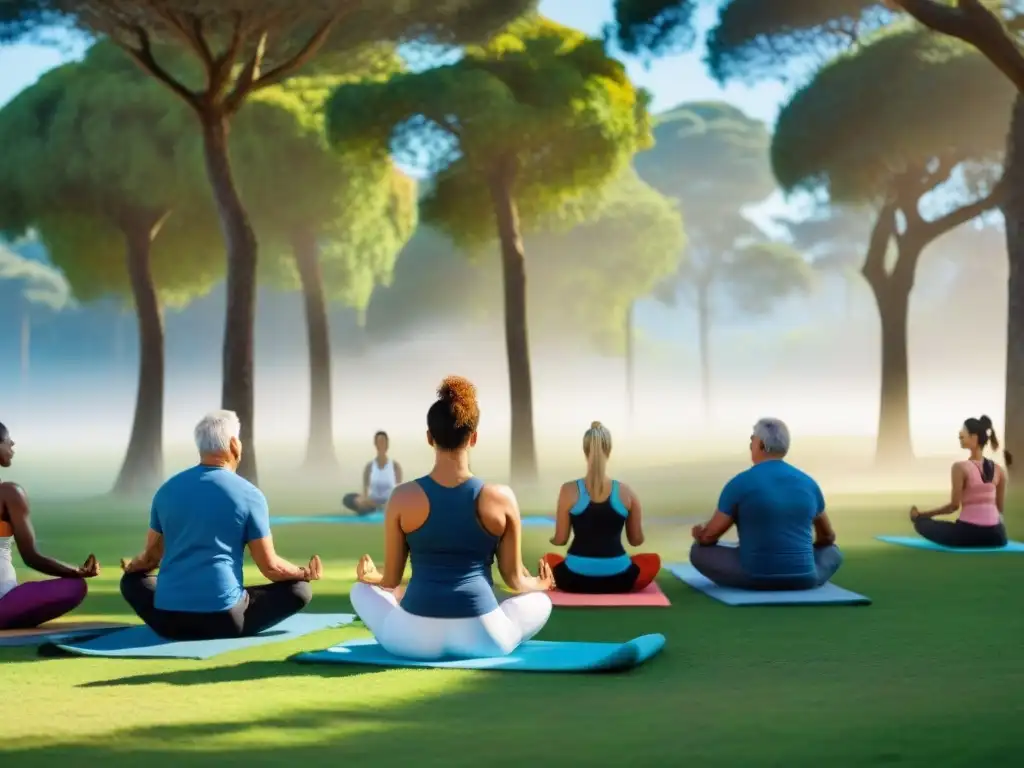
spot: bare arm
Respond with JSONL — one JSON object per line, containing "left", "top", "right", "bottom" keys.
{"left": 812, "top": 513, "right": 837, "bottom": 548}
{"left": 121, "top": 529, "right": 165, "bottom": 574}
{"left": 549, "top": 482, "right": 574, "bottom": 547}
{"left": 362, "top": 462, "right": 372, "bottom": 497}
{"left": 393, "top": 462, "right": 403, "bottom": 485}
{"left": 248, "top": 536, "right": 311, "bottom": 582}
{"left": 355, "top": 485, "right": 411, "bottom": 588}
{"left": 996, "top": 465, "right": 1007, "bottom": 514}
{"left": 622, "top": 483, "right": 645, "bottom": 547}
{"left": 919, "top": 464, "right": 966, "bottom": 518}
{"left": 693, "top": 511, "right": 734, "bottom": 546}
{"left": 494, "top": 485, "right": 550, "bottom": 593}
{"left": 3, "top": 483, "right": 90, "bottom": 578}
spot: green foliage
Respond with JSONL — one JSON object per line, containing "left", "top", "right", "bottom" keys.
{"left": 0, "top": 40, "right": 222, "bottom": 308}
{"left": 325, "top": 16, "right": 653, "bottom": 249}
{"left": 0, "top": 243, "right": 73, "bottom": 310}
{"left": 715, "top": 241, "right": 815, "bottom": 313}
{"left": 772, "top": 27, "right": 1016, "bottom": 202}
{"left": 366, "top": 171, "right": 685, "bottom": 351}
{"left": 611, "top": 0, "right": 701, "bottom": 56}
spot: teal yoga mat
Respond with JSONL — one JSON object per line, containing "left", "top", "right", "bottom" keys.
{"left": 876, "top": 535, "right": 1024, "bottom": 553}
{"left": 0, "top": 623, "right": 125, "bottom": 648}
{"left": 270, "top": 514, "right": 555, "bottom": 527}
{"left": 293, "top": 633, "right": 665, "bottom": 672}
{"left": 45, "top": 613, "right": 355, "bottom": 659}
{"left": 668, "top": 564, "right": 870, "bottom": 606}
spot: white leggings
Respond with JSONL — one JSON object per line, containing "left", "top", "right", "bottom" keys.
{"left": 349, "top": 582, "right": 552, "bottom": 660}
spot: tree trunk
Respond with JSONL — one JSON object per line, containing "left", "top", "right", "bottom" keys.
{"left": 864, "top": 238, "right": 922, "bottom": 465}
{"left": 696, "top": 281, "right": 712, "bottom": 422}
{"left": 200, "top": 111, "right": 259, "bottom": 483}
{"left": 488, "top": 157, "right": 538, "bottom": 485}
{"left": 1002, "top": 93, "right": 1024, "bottom": 479}
{"left": 625, "top": 300, "right": 635, "bottom": 425}
{"left": 111, "top": 212, "right": 168, "bottom": 497}
{"left": 19, "top": 309, "right": 29, "bottom": 388}
{"left": 291, "top": 227, "right": 338, "bottom": 470}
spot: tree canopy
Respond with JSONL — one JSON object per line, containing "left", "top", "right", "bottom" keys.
{"left": 772, "top": 27, "right": 1014, "bottom": 204}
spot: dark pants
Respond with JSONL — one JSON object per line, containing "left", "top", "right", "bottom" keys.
{"left": 552, "top": 562, "right": 642, "bottom": 594}
{"left": 342, "top": 492, "right": 382, "bottom": 515}
{"left": 690, "top": 542, "right": 843, "bottom": 591}
{"left": 120, "top": 571, "right": 312, "bottom": 641}
{"left": 913, "top": 517, "right": 1008, "bottom": 548}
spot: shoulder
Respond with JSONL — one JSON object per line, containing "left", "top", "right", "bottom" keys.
{"left": 615, "top": 480, "right": 636, "bottom": 503}
{"left": 558, "top": 480, "right": 579, "bottom": 496}
{"left": 390, "top": 479, "right": 425, "bottom": 503}
{"left": 951, "top": 461, "right": 969, "bottom": 475}
{"left": 480, "top": 482, "right": 517, "bottom": 510}
{"left": 0, "top": 480, "right": 26, "bottom": 504}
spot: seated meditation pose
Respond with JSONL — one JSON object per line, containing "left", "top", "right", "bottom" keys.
{"left": 350, "top": 375, "right": 555, "bottom": 660}
{"left": 343, "top": 430, "right": 403, "bottom": 516}
{"left": 909, "top": 415, "right": 1009, "bottom": 548}
{"left": 690, "top": 417, "right": 843, "bottom": 591}
{"left": 0, "top": 421, "right": 98, "bottom": 630}
{"left": 120, "top": 410, "right": 322, "bottom": 640}
{"left": 542, "top": 421, "right": 661, "bottom": 593}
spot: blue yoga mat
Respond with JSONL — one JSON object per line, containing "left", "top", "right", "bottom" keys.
{"left": 270, "top": 514, "right": 554, "bottom": 527}
{"left": 876, "top": 535, "right": 1024, "bottom": 553}
{"left": 294, "top": 633, "right": 665, "bottom": 672}
{"left": 0, "top": 625, "right": 125, "bottom": 648}
{"left": 668, "top": 564, "right": 870, "bottom": 606}
{"left": 48, "top": 613, "right": 355, "bottom": 659}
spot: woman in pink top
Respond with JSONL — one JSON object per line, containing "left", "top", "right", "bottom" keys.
{"left": 910, "top": 415, "right": 1009, "bottom": 548}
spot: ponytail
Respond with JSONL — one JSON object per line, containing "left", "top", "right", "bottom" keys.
{"left": 583, "top": 421, "right": 612, "bottom": 498}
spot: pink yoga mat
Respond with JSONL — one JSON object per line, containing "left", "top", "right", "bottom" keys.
{"left": 548, "top": 582, "right": 670, "bottom": 607}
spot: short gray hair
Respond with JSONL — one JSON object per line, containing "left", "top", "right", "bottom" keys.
{"left": 194, "top": 410, "right": 241, "bottom": 455}
{"left": 753, "top": 417, "right": 790, "bottom": 456}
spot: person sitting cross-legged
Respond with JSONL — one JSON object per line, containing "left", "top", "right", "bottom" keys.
{"left": 120, "top": 410, "right": 322, "bottom": 640}
{"left": 690, "top": 417, "right": 843, "bottom": 591}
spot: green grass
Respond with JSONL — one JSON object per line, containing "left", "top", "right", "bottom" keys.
{"left": 2, "top": 494, "right": 1022, "bottom": 767}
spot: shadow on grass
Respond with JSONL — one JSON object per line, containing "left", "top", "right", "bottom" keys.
{"left": 80, "top": 658, "right": 389, "bottom": 688}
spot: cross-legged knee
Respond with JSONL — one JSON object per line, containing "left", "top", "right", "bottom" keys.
{"left": 286, "top": 580, "right": 313, "bottom": 608}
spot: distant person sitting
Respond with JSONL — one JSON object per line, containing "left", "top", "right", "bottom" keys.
{"left": 690, "top": 417, "right": 843, "bottom": 591}
{"left": 343, "top": 431, "right": 403, "bottom": 516}
{"left": 120, "top": 410, "right": 322, "bottom": 640}
{"left": 910, "top": 415, "right": 1009, "bottom": 548}
{"left": 349, "top": 375, "right": 554, "bottom": 661}
{"left": 542, "top": 421, "right": 661, "bottom": 593}
{"left": 0, "top": 421, "right": 98, "bottom": 630}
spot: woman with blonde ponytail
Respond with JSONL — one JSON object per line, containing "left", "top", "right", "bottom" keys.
{"left": 543, "top": 422, "right": 662, "bottom": 593}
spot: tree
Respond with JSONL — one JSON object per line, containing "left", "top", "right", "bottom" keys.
{"left": 0, "top": 41, "right": 222, "bottom": 496}
{"left": 232, "top": 61, "right": 417, "bottom": 471}
{"left": 326, "top": 17, "right": 654, "bottom": 483}
{"left": 52, "top": 0, "right": 535, "bottom": 483}
{"left": 633, "top": 101, "right": 813, "bottom": 418}
{"left": 0, "top": 242, "right": 73, "bottom": 387}
{"left": 773, "top": 27, "right": 1012, "bottom": 461}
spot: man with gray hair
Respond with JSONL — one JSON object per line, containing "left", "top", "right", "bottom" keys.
{"left": 689, "top": 417, "right": 843, "bottom": 591}
{"left": 119, "top": 410, "right": 323, "bottom": 639}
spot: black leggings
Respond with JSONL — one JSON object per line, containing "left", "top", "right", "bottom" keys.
{"left": 552, "top": 562, "right": 641, "bottom": 594}
{"left": 913, "top": 517, "right": 1008, "bottom": 548}
{"left": 690, "top": 543, "right": 844, "bottom": 591}
{"left": 120, "top": 572, "right": 312, "bottom": 641}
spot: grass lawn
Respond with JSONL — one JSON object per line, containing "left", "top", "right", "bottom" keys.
{"left": 1, "top": 493, "right": 1022, "bottom": 767}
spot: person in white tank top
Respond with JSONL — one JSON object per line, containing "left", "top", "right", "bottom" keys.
{"left": 343, "top": 431, "right": 403, "bottom": 516}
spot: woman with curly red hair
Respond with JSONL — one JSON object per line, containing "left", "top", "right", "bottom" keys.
{"left": 350, "top": 376, "right": 554, "bottom": 660}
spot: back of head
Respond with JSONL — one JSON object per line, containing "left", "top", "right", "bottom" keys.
{"left": 753, "top": 417, "right": 790, "bottom": 458}
{"left": 194, "top": 410, "right": 242, "bottom": 457}
{"left": 427, "top": 376, "right": 480, "bottom": 452}
{"left": 964, "top": 415, "right": 1000, "bottom": 451}
{"left": 583, "top": 421, "right": 612, "bottom": 497}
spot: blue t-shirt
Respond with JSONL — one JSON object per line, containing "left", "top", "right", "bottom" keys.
{"left": 717, "top": 460, "right": 825, "bottom": 580}
{"left": 150, "top": 465, "right": 271, "bottom": 613}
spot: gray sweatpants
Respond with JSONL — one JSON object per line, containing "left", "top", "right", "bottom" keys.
{"left": 690, "top": 542, "right": 843, "bottom": 591}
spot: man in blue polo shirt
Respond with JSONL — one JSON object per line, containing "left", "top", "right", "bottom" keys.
{"left": 689, "top": 417, "right": 842, "bottom": 590}
{"left": 119, "top": 410, "right": 323, "bottom": 639}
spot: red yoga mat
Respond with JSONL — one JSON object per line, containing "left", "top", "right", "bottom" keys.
{"left": 548, "top": 582, "right": 670, "bottom": 607}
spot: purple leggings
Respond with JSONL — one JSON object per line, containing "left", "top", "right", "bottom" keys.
{"left": 0, "top": 578, "right": 88, "bottom": 630}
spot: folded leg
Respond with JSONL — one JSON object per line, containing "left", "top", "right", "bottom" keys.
{"left": 495, "top": 591, "right": 552, "bottom": 645}
{"left": 0, "top": 578, "right": 87, "bottom": 630}
{"left": 349, "top": 581, "right": 399, "bottom": 637}
{"left": 242, "top": 580, "right": 313, "bottom": 636}
{"left": 914, "top": 517, "right": 970, "bottom": 547}
{"left": 689, "top": 542, "right": 758, "bottom": 590}
{"left": 812, "top": 545, "right": 843, "bottom": 586}
{"left": 630, "top": 553, "right": 662, "bottom": 590}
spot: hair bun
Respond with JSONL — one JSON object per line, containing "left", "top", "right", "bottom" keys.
{"left": 590, "top": 421, "right": 602, "bottom": 430}
{"left": 437, "top": 375, "right": 478, "bottom": 428}
{"left": 980, "top": 415, "right": 993, "bottom": 430}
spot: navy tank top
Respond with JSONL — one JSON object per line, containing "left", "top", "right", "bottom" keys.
{"left": 399, "top": 475, "right": 501, "bottom": 619}
{"left": 565, "top": 479, "right": 632, "bottom": 577}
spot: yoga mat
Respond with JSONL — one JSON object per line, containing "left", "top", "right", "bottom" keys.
{"left": 876, "top": 535, "right": 1024, "bottom": 553}
{"left": 47, "top": 613, "right": 355, "bottom": 659}
{"left": 270, "top": 514, "right": 554, "bottom": 527}
{"left": 667, "top": 564, "right": 870, "bottom": 606}
{"left": 548, "top": 582, "right": 671, "bottom": 607}
{"left": 294, "top": 633, "right": 665, "bottom": 672}
{"left": 0, "top": 621, "right": 128, "bottom": 648}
